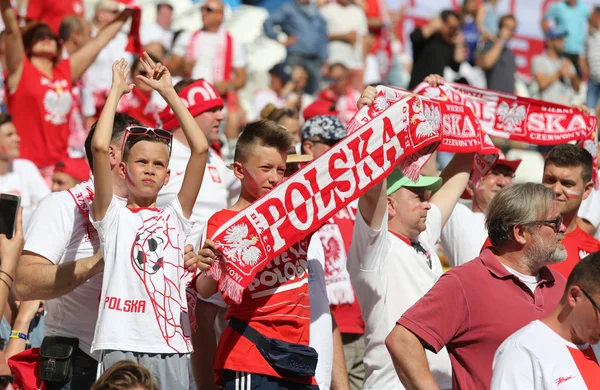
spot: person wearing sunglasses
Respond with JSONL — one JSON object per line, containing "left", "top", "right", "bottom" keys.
{"left": 491, "top": 251, "right": 600, "bottom": 389}
{"left": 541, "top": 144, "right": 600, "bottom": 279}
{"left": 386, "top": 183, "right": 568, "bottom": 390}
{"left": 0, "top": 0, "right": 133, "bottom": 185}
{"left": 116, "top": 53, "right": 164, "bottom": 128}
{"left": 89, "top": 54, "right": 209, "bottom": 389}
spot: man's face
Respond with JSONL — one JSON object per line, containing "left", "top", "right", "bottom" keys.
{"left": 329, "top": 66, "right": 349, "bottom": 97}
{"left": 440, "top": 15, "right": 460, "bottom": 43}
{"left": 302, "top": 137, "right": 337, "bottom": 159}
{"left": 195, "top": 107, "right": 224, "bottom": 145}
{"left": 201, "top": 0, "right": 224, "bottom": 29}
{"left": 0, "top": 122, "right": 20, "bottom": 159}
{"left": 119, "top": 140, "right": 171, "bottom": 200}
{"left": 51, "top": 171, "right": 80, "bottom": 192}
{"left": 523, "top": 202, "right": 567, "bottom": 267}
{"left": 499, "top": 18, "right": 517, "bottom": 41}
{"left": 156, "top": 5, "right": 173, "bottom": 28}
{"left": 542, "top": 163, "right": 591, "bottom": 216}
{"left": 470, "top": 165, "right": 515, "bottom": 211}
{"left": 549, "top": 36, "right": 566, "bottom": 54}
{"left": 388, "top": 187, "right": 431, "bottom": 238}
{"left": 236, "top": 145, "right": 287, "bottom": 201}
{"left": 570, "top": 287, "right": 600, "bottom": 345}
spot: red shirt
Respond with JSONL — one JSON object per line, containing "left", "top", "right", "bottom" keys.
{"left": 208, "top": 209, "right": 315, "bottom": 385}
{"left": 318, "top": 205, "right": 364, "bottom": 335}
{"left": 7, "top": 57, "right": 73, "bottom": 168}
{"left": 26, "top": 0, "right": 84, "bottom": 34}
{"left": 550, "top": 226, "right": 600, "bottom": 279}
{"left": 399, "top": 248, "right": 565, "bottom": 390}
{"left": 117, "top": 88, "right": 160, "bottom": 128}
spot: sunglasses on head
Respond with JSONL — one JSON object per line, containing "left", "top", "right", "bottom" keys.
{"left": 32, "top": 29, "right": 58, "bottom": 44}
{"left": 121, "top": 126, "right": 173, "bottom": 154}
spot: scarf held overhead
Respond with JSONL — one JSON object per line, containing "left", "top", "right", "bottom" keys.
{"left": 413, "top": 81, "right": 598, "bottom": 186}
{"left": 208, "top": 94, "right": 443, "bottom": 303}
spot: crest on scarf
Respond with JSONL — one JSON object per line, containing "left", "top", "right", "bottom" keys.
{"left": 496, "top": 101, "right": 527, "bottom": 133}
{"left": 222, "top": 224, "right": 262, "bottom": 266}
{"left": 412, "top": 100, "right": 437, "bottom": 138}
{"left": 367, "top": 90, "right": 391, "bottom": 118}
{"left": 579, "top": 249, "right": 590, "bottom": 260}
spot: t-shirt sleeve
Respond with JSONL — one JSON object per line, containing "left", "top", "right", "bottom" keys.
{"left": 232, "top": 37, "right": 246, "bottom": 68}
{"left": 347, "top": 206, "right": 389, "bottom": 273}
{"left": 90, "top": 197, "right": 122, "bottom": 243}
{"left": 166, "top": 196, "right": 195, "bottom": 239}
{"left": 172, "top": 31, "right": 191, "bottom": 57}
{"left": 23, "top": 193, "right": 73, "bottom": 264}
{"left": 398, "top": 272, "right": 469, "bottom": 353}
{"left": 490, "top": 343, "right": 537, "bottom": 390}
{"left": 421, "top": 203, "right": 442, "bottom": 248}
{"left": 440, "top": 203, "right": 478, "bottom": 267}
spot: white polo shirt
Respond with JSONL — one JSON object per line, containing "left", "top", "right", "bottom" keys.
{"left": 578, "top": 183, "right": 600, "bottom": 240}
{"left": 23, "top": 179, "right": 116, "bottom": 358}
{"left": 348, "top": 205, "right": 452, "bottom": 390}
{"left": 492, "top": 320, "right": 600, "bottom": 389}
{"left": 440, "top": 203, "right": 487, "bottom": 267}
{"left": 157, "top": 140, "right": 240, "bottom": 250}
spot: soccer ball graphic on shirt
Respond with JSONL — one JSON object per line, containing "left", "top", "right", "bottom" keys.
{"left": 132, "top": 228, "right": 165, "bottom": 275}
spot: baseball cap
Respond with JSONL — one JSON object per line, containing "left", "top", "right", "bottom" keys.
{"left": 54, "top": 158, "right": 91, "bottom": 182}
{"left": 386, "top": 170, "right": 442, "bottom": 196}
{"left": 546, "top": 27, "right": 567, "bottom": 39}
{"left": 460, "top": 153, "right": 522, "bottom": 199}
{"left": 303, "top": 100, "right": 339, "bottom": 121}
{"left": 269, "top": 63, "right": 293, "bottom": 84}
{"left": 301, "top": 115, "right": 346, "bottom": 143}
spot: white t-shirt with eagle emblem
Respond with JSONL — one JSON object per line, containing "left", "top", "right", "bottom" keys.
{"left": 90, "top": 196, "right": 195, "bottom": 354}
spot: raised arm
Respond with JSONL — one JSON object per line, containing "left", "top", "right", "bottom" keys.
{"left": 136, "top": 52, "right": 209, "bottom": 218}
{"left": 429, "top": 152, "right": 473, "bottom": 228}
{"left": 91, "top": 59, "right": 133, "bottom": 221}
{"left": 70, "top": 9, "right": 133, "bottom": 81}
{"left": 0, "top": 0, "right": 24, "bottom": 90}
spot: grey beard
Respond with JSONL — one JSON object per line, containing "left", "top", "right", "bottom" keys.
{"left": 524, "top": 236, "right": 567, "bottom": 272}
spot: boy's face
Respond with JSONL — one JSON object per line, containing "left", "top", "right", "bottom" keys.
{"left": 119, "top": 140, "right": 171, "bottom": 200}
{"left": 234, "top": 145, "right": 287, "bottom": 200}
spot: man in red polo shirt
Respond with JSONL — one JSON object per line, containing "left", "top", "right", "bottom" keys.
{"left": 542, "top": 144, "right": 600, "bottom": 279}
{"left": 385, "top": 183, "right": 567, "bottom": 389}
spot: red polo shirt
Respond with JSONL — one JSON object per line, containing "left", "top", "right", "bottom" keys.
{"left": 398, "top": 248, "right": 566, "bottom": 389}
{"left": 550, "top": 226, "right": 600, "bottom": 279}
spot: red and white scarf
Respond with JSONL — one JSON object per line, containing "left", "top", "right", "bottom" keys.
{"left": 115, "top": 0, "right": 143, "bottom": 56}
{"left": 413, "top": 82, "right": 599, "bottom": 186}
{"left": 186, "top": 29, "right": 233, "bottom": 83}
{"left": 117, "top": 87, "right": 160, "bottom": 128}
{"left": 347, "top": 85, "right": 498, "bottom": 185}
{"left": 208, "top": 94, "right": 442, "bottom": 303}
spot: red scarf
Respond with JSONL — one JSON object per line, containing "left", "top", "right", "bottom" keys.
{"left": 208, "top": 94, "right": 441, "bottom": 303}
{"left": 413, "top": 81, "right": 599, "bottom": 186}
{"left": 116, "top": 0, "right": 143, "bottom": 56}
{"left": 347, "top": 85, "right": 498, "bottom": 184}
{"left": 118, "top": 87, "right": 159, "bottom": 127}
{"left": 186, "top": 29, "right": 233, "bottom": 83}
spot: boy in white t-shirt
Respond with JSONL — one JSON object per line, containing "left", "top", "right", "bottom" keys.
{"left": 89, "top": 53, "right": 209, "bottom": 388}
{"left": 491, "top": 251, "right": 600, "bottom": 389}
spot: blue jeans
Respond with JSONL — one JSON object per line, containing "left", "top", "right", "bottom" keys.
{"left": 44, "top": 347, "right": 98, "bottom": 390}
{"left": 587, "top": 78, "right": 600, "bottom": 112}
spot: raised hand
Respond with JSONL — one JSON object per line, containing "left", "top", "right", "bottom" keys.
{"left": 136, "top": 51, "right": 173, "bottom": 94}
{"left": 111, "top": 58, "right": 134, "bottom": 96}
{"left": 424, "top": 74, "right": 445, "bottom": 87}
{"left": 357, "top": 86, "right": 377, "bottom": 109}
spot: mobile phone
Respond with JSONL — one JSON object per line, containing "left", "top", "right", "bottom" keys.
{"left": 0, "top": 193, "right": 20, "bottom": 239}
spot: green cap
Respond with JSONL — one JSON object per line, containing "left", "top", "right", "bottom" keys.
{"left": 386, "top": 169, "right": 442, "bottom": 196}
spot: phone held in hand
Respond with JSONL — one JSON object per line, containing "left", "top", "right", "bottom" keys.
{"left": 0, "top": 193, "right": 20, "bottom": 239}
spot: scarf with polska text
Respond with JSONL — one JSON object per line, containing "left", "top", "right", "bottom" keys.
{"left": 207, "top": 94, "right": 442, "bottom": 303}
{"left": 347, "top": 85, "right": 499, "bottom": 186}
{"left": 412, "top": 81, "right": 599, "bottom": 187}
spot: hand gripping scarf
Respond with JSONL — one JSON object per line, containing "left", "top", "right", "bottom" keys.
{"left": 413, "top": 81, "right": 599, "bottom": 186}
{"left": 208, "top": 94, "right": 442, "bottom": 303}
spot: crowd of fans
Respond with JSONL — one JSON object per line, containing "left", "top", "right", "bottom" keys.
{"left": 0, "top": 0, "right": 598, "bottom": 389}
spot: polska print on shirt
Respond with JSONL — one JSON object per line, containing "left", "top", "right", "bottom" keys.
{"left": 41, "top": 77, "right": 73, "bottom": 125}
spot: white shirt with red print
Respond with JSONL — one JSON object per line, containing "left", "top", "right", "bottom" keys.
{"left": 492, "top": 320, "right": 600, "bottom": 389}
{"left": 90, "top": 197, "right": 195, "bottom": 354}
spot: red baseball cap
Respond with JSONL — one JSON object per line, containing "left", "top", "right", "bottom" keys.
{"left": 54, "top": 158, "right": 91, "bottom": 182}
{"left": 461, "top": 152, "right": 522, "bottom": 200}
{"left": 303, "top": 100, "right": 339, "bottom": 121}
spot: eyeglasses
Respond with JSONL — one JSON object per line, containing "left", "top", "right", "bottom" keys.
{"left": 581, "top": 288, "right": 600, "bottom": 313}
{"left": 0, "top": 375, "right": 14, "bottom": 387}
{"left": 311, "top": 138, "right": 339, "bottom": 147}
{"left": 523, "top": 215, "right": 563, "bottom": 233}
{"left": 121, "top": 126, "right": 173, "bottom": 155}
{"left": 201, "top": 5, "right": 221, "bottom": 13}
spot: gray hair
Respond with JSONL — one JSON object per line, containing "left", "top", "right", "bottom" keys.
{"left": 486, "top": 183, "right": 555, "bottom": 247}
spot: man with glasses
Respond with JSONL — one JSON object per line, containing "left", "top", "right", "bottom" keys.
{"left": 491, "top": 251, "right": 600, "bottom": 388}
{"left": 541, "top": 144, "right": 600, "bottom": 278}
{"left": 441, "top": 152, "right": 521, "bottom": 267}
{"left": 386, "top": 183, "right": 567, "bottom": 389}
{"left": 475, "top": 14, "right": 517, "bottom": 94}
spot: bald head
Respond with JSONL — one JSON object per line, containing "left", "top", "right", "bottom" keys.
{"left": 59, "top": 15, "right": 91, "bottom": 53}
{"left": 201, "top": 0, "right": 225, "bottom": 31}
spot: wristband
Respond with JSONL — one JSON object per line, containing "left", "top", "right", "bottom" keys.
{"left": 9, "top": 330, "right": 27, "bottom": 341}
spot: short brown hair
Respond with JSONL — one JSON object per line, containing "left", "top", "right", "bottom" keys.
{"left": 0, "top": 114, "right": 12, "bottom": 128}
{"left": 234, "top": 120, "right": 294, "bottom": 163}
{"left": 566, "top": 251, "right": 600, "bottom": 296}
{"left": 545, "top": 144, "right": 593, "bottom": 184}
{"left": 91, "top": 361, "right": 157, "bottom": 390}
{"left": 486, "top": 183, "right": 555, "bottom": 247}
{"left": 122, "top": 133, "right": 170, "bottom": 162}
{"left": 173, "top": 78, "right": 198, "bottom": 93}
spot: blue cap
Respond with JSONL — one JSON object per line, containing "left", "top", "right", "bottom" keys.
{"left": 269, "top": 63, "right": 293, "bottom": 84}
{"left": 546, "top": 27, "right": 567, "bottom": 39}
{"left": 301, "top": 115, "right": 346, "bottom": 142}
